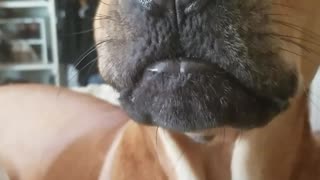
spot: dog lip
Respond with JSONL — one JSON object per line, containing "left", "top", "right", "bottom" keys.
{"left": 143, "top": 58, "right": 291, "bottom": 111}
{"left": 144, "top": 59, "right": 289, "bottom": 102}
{"left": 121, "top": 58, "right": 292, "bottom": 132}
{"left": 146, "top": 60, "right": 214, "bottom": 74}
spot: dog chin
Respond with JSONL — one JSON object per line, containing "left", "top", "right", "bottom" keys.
{"left": 119, "top": 65, "right": 289, "bottom": 132}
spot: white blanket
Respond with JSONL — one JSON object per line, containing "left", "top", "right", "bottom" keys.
{"left": 71, "top": 84, "right": 120, "bottom": 107}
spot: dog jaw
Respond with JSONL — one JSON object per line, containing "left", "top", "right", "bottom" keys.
{"left": 95, "top": 0, "right": 299, "bottom": 133}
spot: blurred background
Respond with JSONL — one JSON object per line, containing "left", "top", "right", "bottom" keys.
{"left": 0, "top": 0, "right": 319, "bottom": 122}
{"left": 0, "top": 0, "right": 101, "bottom": 87}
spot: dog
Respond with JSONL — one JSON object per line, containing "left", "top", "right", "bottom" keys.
{"left": 0, "top": 0, "right": 320, "bottom": 179}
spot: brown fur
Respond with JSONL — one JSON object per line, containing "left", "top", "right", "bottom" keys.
{"left": 0, "top": 85, "right": 128, "bottom": 180}
{"left": 0, "top": 0, "right": 320, "bottom": 179}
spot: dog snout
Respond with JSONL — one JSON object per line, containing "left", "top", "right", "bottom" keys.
{"left": 97, "top": 0, "right": 299, "bottom": 132}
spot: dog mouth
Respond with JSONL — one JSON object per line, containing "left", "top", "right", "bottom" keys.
{"left": 94, "top": 0, "right": 298, "bottom": 133}
{"left": 119, "top": 58, "right": 293, "bottom": 132}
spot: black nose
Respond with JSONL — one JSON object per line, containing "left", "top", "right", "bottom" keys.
{"left": 141, "top": 0, "right": 207, "bottom": 13}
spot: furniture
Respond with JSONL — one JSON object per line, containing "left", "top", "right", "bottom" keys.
{"left": 0, "top": 0, "right": 60, "bottom": 85}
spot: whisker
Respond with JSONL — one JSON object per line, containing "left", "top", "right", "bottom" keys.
{"left": 69, "top": 57, "right": 99, "bottom": 84}
{"left": 73, "top": 40, "right": 106, "bottom": 70}
{"left": 267, "top": 13, "right": 289, "bottom": 16}
{"left": 270, "top": 33, "right": 320, "bottom": 47}
{"left": 267, "top": 24, "right": 320, "bottom": 58}
{"left": 94, "top": 14, "right": 114, "bottom": 19}
{"left": 100, "top": 1, "right": 117, "bottom": 6}
{"left": 55, "top": 57, "right": 98, "bottom": 99}
{"left": 61, "top": 27, "right": 104, "bottom": 36}
{"left": 279, "top": 38, "right": 320, "bottom": 58}
{"left": 272, "top": 19, "right": 320, "bottom": 40}
{"left": 278, "top": 47, "right": 319, "bottom": 65}
{"left": 85, "top": 58, "right": 100, "bottom": 78}
{"left": 278, "top": 47, "right": 304, "bottom": 58}
{"left": 94, "top": 12, "right": 123, "bottom": 23}
{"left": 270, "top": 35, "right": 313, "bottom": 53}
{"left": 278, "top": 38, "right": 313, "bottom": 53}
{"left": 271, "top": 2, "right": 303, "bottom": 11}
{"left": 55, "top": 40, "right": 108, "bottom": 99}
{"left": 270, "top": 35, "right": 320, "bottom": 61}
{"left": 93, "top": 17, "right": 113, "bottom": 21}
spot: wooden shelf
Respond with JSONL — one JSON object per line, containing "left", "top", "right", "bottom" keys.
{"left": 0, "top": 63, "right": 53, "bottom": 71}
{"left": 0, "top": 1, "right": 49, "bottom": 8}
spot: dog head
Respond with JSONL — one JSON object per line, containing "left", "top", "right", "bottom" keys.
{"left": 94, "top": 0, "right": 319, "bottom": 134}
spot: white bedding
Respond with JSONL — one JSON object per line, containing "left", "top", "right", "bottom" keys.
{"left": 70, "top": 84, "right": 120, "bottom": 107}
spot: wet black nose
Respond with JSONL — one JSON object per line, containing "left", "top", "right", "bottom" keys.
{"left": 141, "top": 0, "right": 207, "bottom": 13}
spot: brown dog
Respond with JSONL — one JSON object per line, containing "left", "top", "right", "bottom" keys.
{"left": 0, "top": 0, "right": 320, "bottom": 179}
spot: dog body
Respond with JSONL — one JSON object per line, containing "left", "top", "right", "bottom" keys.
{"left": 94, "top": 92, "right": 320, "bottom": 180}
{"left": 0, "top": 85, "right": 233, "bottom": 180}
{"left": 0, "top": 85, "right": 127, "bottom": 180}
{"left": 1, "top": 0, "right": 320, "bottom": 179}
{"left": 0, "top": 85, "right": 319, "bottom": 180}
{"left": 93, "top": 0, "right": 320, "bottom": 179}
